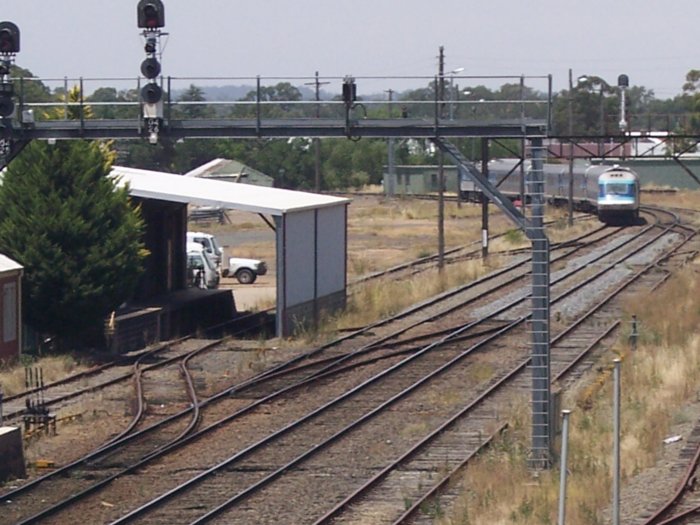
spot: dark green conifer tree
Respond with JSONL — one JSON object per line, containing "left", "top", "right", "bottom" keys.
{"left": 0, "top": 140, "right": 145, "bottom": 351}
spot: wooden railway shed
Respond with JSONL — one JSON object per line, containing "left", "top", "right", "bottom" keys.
{"left": 0, "top": 254, "right": 22, "bottom": 361}
{"left": 111, "top": 166, "right": 350, "bottom": 338}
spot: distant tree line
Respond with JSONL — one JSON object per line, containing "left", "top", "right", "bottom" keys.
{"left": 10, "top": 65, "right": 700, "bottom": 192}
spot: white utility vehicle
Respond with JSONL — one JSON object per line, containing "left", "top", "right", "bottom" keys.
{"left": 187, "top": 231, "right": 267, "bottom": 285}
{"left": 221, "top": 256, "right": 267, "bottom": 284}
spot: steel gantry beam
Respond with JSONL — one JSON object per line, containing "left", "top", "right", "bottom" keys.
{"left": 0, "top": 116, "right": 548, "bottom": 171}
{"left": 1, "top": 117, "right": 547, "bottom": 141}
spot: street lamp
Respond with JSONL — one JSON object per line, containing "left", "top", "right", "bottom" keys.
{"left": 618, "top": 74, "right": 629, "bottom": 132}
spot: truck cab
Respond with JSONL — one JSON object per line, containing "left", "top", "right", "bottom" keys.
{"left": 186, "top": 241, "right": 220, "bottom": 289}
{"left": 187, "top": 231, "right": 223, "bottom": 268}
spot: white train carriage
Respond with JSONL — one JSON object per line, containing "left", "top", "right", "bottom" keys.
{"left": 459, "top": 159, "right": 640, "bottom": 224}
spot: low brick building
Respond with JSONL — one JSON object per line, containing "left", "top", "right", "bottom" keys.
{"left": 0, "top": 253, "right": 22, "bottom": 361}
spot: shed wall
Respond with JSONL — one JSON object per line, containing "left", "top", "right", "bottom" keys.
{"left": 316, "top": 205, "right": 347, "bottom": 297}
{"left": 277, "top": 203, "right": 348, "bottom": 336}
{"left": 282, "top": 210, "right": 316, "bottom": 307}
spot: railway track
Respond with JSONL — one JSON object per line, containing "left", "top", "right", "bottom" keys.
{"left": 0, "top": 213, "right": 594, "bottom": 427}
{"left": 0, "top": 219, "right": 623, "bottom": 522}
{"left": 0, "top": 308, "right": 272, "bottom": 425}
{"left": 1, "top": 208, "right": 688, "bottom": 520}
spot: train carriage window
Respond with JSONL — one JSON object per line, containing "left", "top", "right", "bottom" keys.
{"left": 606, "top": 183, "right": 634, "bottom": 196}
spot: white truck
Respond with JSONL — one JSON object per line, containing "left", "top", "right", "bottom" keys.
{"left": 186, "top": 241, "right": 220, "bottom": 289}
{"left": 187, "top": 231, "right": 267, "bottom": 285}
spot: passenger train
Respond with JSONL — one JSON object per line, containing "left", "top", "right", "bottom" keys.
{"left": 459, "top": 159, "right": 641, "bottom": 224}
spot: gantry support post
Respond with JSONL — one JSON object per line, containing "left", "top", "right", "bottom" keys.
{"left": 527, "top": 138, "right": 551, "bottom": 468}
{"left": 433, "top": 136, "right": 552, "bottom": 468}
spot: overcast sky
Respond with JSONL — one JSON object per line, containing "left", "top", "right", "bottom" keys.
{"left": 2, "top": 0, "right": 698, "bottom": 98}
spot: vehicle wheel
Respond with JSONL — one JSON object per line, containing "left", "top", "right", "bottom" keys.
{"left": 236, "top": 268, "right": 256, "bottom": 284}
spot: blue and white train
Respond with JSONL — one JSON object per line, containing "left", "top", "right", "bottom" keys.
{"left": 459, "top": 159, "right": 641, "bottom": 224}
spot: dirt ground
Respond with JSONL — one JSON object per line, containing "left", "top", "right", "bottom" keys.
{"left": 219, "top": 274, "right": 276, "bottom": 311}
{"left": 198, "top": 194, "right": 516, "bottom": 314}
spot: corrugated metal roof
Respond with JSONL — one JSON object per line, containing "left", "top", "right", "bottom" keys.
{"left": 183, "top": 158, "right": 224, "bottom": 178}
{"left": 0, "top": 253, "right": 22, "bottom": 273}
{"left": 184, "top": 159, "right": 274, "bottom": 186}
{"left": 111, "top": 166, "right": 349, "bottom": 216}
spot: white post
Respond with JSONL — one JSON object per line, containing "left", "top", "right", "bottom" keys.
{"left": 613, "top": 358, "right": 621, "bottom": 525}
{"left": 557, "top": 409, "right": 572, "bottom": 525}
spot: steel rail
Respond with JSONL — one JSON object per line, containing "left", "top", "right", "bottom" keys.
{"left": 187, "top": 214, "right": 680, "bottom": 525}
{"left": 1, "top": 218, "right": 605, "bottom": 423}
{"left": 316, "top": 211, "right": 688, "bottom": 524}
{"left": 105, "top": 212, "right": 674, "bottom": 523}
{"left": 1, "top": 218, "right": 622, "bottom": 522}
{"left": 2, "top": 218, "right": 652, "bottom": 522}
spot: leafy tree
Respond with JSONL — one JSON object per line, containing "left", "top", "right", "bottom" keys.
{"left": 47, "top": 85, "right": 93, "bottom": 121}
{"left": 0, "top": 141, "right": 146, "bottom": 351}
{"left": 87, "top": 87, "right": 140, "bottom": 119}
{"left": 174, "top": 84, "right": 215, "bottom": 119}
{"left": 240, "top": 82, "right": 303, "bottom": 103}
{"left": 681, "top": 69, "right": 700, "bottom": 135}
{"left": 9, "top": 65, "right": 53, "bottom": 104}
{"left": 235, "top": 82, "right": 305, "bottom": 118}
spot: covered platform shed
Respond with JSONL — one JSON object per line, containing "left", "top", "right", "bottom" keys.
{"left": 111, "top": 167, "right": 350, "bottom": 337}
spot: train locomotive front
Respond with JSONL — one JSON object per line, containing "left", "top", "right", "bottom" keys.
{"left": 587, "top": 165, "right": 640, "bottom": 223}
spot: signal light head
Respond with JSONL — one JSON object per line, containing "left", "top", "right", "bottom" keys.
{"left": 0, "top": 82, "right": 14, "bottom": 117}
{"left": 141, "top": 83, "right": 162, "bottom": 104}
{"left": 342, "top": 77, "right": 357, "bottom": 106}
{"left": 140, "top": 57, "right": 161, "bottom": 79}
{"left": 0, "top": 97, "right": 14, "bottom": 118}
{"left": 0, "top": 22, "right": 20, "bottom": 54}
{"left": 0, "top": 30, "right": 12, "bottom": 53}
{"left": 137, "top": 0, "right": 165, "bottom": 29}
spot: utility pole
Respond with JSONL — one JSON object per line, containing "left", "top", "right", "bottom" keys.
{"left": 305, "top": 71, "right": 330, "bottom": 192}
{"left": 437, "top": 46, "right": 446, "bottom": 270}
{"left": 567, "top": 68, "right": 574, "bottom": 226}
{"left": 386, "top": 88, "right": 396, "bottom": 197}
{"left": 481, "top": 138, "right": 489, "bottom": 258}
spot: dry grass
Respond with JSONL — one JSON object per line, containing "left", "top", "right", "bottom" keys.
{"left": 0, "top": 355, "right": 86, "bottom": 396}
{"left": 442, "top": 262, "right": 700, "bottom": 524}
{"left": 329, "top": 258, "right": 493, "bottom": 331}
